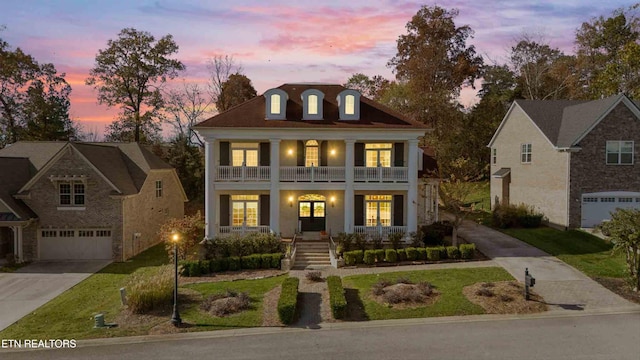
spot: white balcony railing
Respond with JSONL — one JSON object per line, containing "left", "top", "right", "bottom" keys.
{"left": 280, "top": 166, "right": 345, "bottom": 182}
{"left": 218, "top": 225, "right": 272, "bottom": 236}
{"left": 354, "top": 166, "right": 408, "bottom": 182}
{"left": 354, "top": 225, "right": 407, "bottom": 239}
{"left": 215, "top": 166, "right": 270, "bottom": 182}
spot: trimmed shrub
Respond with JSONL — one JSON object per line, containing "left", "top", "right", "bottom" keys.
{"left": 200, "top": 260, "right": 211, "bottom": 275}
{"left": 396, "top": 248, "right": 407, "bottom": 261}
{"left": 385, "top": 249, "right": 398, "bottom": 263}
{"left": 437, "top": 246, "right": 447, "bottom": 259}
{"left": 278, "top": 277, "right": 299, "bottom": 324}
{"left": 426, "top": 247, "right": 440, "bottom": 261}
{"left": 363, "top": 250, "right": 376, "bottom": 265}
{"left": 374, "top": 249, "right": 385, "bottom": 263}
{"left": 126, "top": 265, "right": 173, "bottom": 314}
{"left": 446, "top": 246, "right": 460, "bottom": 260}
{"left": 344, "top": 251, "right": 357, "bottom": 266}
{"left": 217, "top": 257, "right": 229, "bottom": 272}
{"left": 261, "top": 254, "right": 272, "bottom": 269}
{"left": 416, "top": 247, "right": 427, "bottom": 260}
{"left": 228, "top": 256, "right": 241, "bottom": 271}
{"left": 405, "top": 247, "right": 418, "bottom": 261}
{"left": 354, "top": 250, "right": 365, "bottom": 264}
{"left": 459, "top": 243, "right": 476, "bottom": 259}
{"left": 241, "top": 254, "right": 262, "bottom": 270}
{"left": 189, "top": 261, "right": 203, "bottom": 277}
{"left": 327, "top": 276, "right": 347, "bottom": 319}
{"left": 270, "top": 253, "right": 282, "bottom": 269}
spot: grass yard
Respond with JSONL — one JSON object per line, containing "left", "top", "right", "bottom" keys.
{"left": 501, "top": 227, "right": 626, "bottom": 279}
{"left": 181, "top": 275, "right": 285, "bottom": 329}
{"left": 342, "top": 267, "right": 513, "bottom": 320}
{"left": 465, "top": 181, "right": 490, "bottom": 212}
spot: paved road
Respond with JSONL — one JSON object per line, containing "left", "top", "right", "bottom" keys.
{"left": 2, "top": 312, "right": 639, "bottom": 360}
{"left": 0, "top": 261, "right": 110, "bottom": 331}
{"left": 456, "top": 220, "right": 639, "bottom": 312}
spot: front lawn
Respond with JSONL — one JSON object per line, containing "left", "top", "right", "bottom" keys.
{"left": 342, "top": 267, "right": 513, "bottom": 320}
{"left": 501, "top": 227, "right": 626, "bottom": 279}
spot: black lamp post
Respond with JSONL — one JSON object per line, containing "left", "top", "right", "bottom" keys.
{"left": 171, "top": 233, "right": 182, "bottom": 326}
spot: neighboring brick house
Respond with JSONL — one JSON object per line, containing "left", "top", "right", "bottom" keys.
{"left": 488, "top": 94, "right": 640, "bottom": 229}
{"left": 0, "top": 142, "right": 187, "bottom": 262}
{"left": 194, "top": 83, "right": 438, "bottom": 241}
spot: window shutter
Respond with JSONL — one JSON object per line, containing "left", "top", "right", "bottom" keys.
{"left": 355, "top": 143, "right": 365, "bottom": 167}
{"left": 354, "top": 195, "right": 364, "bottom": 226}
{"left": 219, "top": 195, "right": 230, "bottom": 226}
{"left": 219, "top": 142, "right": 230, "bottom": 166}
{"left": 260, "top": 195, "right": 270, "bottom": 226}
{"left": 320, "top": 141, "right": 328, "bottom": 166}
{"left": 260, "top": 142, "right": 270, "bottom": 166}
{"left": 394, "top": 143, "right": 404, "bottom": 167}
{"left": 393, "top": 195, "right": 404, "bottom": 226}
{"left": 297, "top": 141, "right": 304, "bottom": 166}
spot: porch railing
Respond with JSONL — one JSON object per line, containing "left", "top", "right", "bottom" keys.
{"left": 215, "top": 166, "right": 270, "bottom": 181}
{"left": 280, "top": 166, "right": 345, "bottom": 182}
{"left": 218, "top": 225, "right": 272, "bottom": 236}
{"left": 354, "top": 166, "right": 408, "bottom": 182}
{"left": 353, "top": 225, "right": 407, "bottom": 239}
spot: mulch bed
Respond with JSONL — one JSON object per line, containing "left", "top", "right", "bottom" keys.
{"left": 179, "top": 269, "right": 287, "bottom": 284}
{"left": 463, "top": 281, "right": 547, "bottom": 314}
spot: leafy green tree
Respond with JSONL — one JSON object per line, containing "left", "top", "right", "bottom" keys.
{"left": 215, "top": 73, "right": 256, "bottom": 112}
{"left": 599, "top": 208, "right": 640, "bottom": 292}
{"left": 86, "top": 28, "right": 185, "bottom": 142}
{"left": 344, "top": 73, "right": 390, "bottom": 100}
{"left": 153, "top": 135, "right": 204, "bottom": 201}
{"left": 104, "top": 112, "right": 162, "bottom": 144}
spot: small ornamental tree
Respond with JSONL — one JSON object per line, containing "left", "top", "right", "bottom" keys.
{"left": 158, "top": 212, "right": 205, "bottom": 261}
{"left": 599, "top": 208, "right": 640, "bottom": 292}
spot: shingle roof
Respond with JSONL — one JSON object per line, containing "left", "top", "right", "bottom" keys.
{"left": 0, "top": 157, "right": 37, "bottom": 220}
{"left": 195, "top": 83, "right": 428, "bottom": 129}
{"left": 514, "top": 94, "right": 632, "bottom": 147}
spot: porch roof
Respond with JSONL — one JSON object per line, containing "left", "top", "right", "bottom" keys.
{"left": 492, "top": 168, "right": 511, "bottom": 178}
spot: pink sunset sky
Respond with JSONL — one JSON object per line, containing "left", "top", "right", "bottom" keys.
{"left": 0, "top": 0, "right": 632, "bottom": 138}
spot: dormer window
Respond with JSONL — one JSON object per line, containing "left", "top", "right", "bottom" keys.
{"left": 264, "top": 88, "right": 288, "bottom": 120}
{"left": 301, "top": 89, "right": 324, "bottom": 120}
{"left": 337, "top": 89, "right": 361, "bottom": 120}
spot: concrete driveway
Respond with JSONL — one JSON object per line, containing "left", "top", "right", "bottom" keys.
{"left": 0, "top": 260, "right": 110, "bottom": 332}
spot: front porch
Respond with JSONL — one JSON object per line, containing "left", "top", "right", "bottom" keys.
{"left": 214, "top": 165, "right": 409, "bottom": 183}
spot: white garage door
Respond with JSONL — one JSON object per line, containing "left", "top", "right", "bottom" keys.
{"left": 40, "top": 229, "right": 112, "bottom": 260}
{"left": 581, "top": 192, "right": 640, "bottom": 228}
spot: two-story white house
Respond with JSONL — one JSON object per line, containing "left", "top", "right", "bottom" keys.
{"left": 194, "top": 83, "right": 437, "bottom": 240}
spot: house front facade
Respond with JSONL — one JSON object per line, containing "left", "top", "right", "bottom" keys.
{"left": 195, "top": 84, "right": 437, "bottom": 240}
{"left": 488, "top": 94, "right": 640, "bottom": 229}
{"left": 0, "top": 142, "right": 187, "bottom": 262}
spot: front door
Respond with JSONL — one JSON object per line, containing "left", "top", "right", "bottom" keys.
{"left": 299, "top": 201, "right": 326, "bottom": 231}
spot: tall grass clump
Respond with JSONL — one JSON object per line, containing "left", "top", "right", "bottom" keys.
{"left": 126, "top": 265, "right": 173, "bottom": 314}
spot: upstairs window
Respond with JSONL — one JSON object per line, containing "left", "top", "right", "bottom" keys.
{"left": 606, "top": 141, "right": 633, "bottom": 165}
{"left": 264, "top": 89, "right": 288, "bottom": 120}
{"left": 337, "top": 89, "right": 361, "bottom": 120}
{"left": 366, "top": 143, "right": 392, "bottom": 167}
{"left": 59, "top": 181, "right": 85, "bottom": 206}
{"left": 231, "top": 142, "right": 259, "bottom": 166}
{"left": 301, "top": 89, "right": 324, "bottom": 120}
{"left": 305, "top": 140, "right": 319, "bottom": 167}
{"left": 492, "top": 148, "right": 497, "bottom": 164}
{"left": 521, "top": 143, "right": 532, "bottom": 164}
{"left": 155, "top": 180, "right": 163, "bottom": 198}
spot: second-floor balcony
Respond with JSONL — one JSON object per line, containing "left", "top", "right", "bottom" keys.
{"left": 214, "top": 165, "right": 409, "bottom": 183}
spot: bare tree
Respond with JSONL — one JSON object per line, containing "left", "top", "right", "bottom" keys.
{"left": 164, "top": 82, "right": 213, "bottom": 147}
{"left": 206, "top": 55, "right": 242, "bottom": 112}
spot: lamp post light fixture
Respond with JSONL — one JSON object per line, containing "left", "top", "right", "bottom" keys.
{"left": 171, "top": 232, "right": 182, "bottom": 327}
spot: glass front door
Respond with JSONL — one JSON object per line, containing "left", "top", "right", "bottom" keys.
{"left": 299, "top": 201, "right": 326, "bottom": 231}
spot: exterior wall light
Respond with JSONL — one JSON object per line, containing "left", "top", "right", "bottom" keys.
{"left": 330, "top": 196, "right": 336, "bottom": 207}
{"left": 288, "top": 149, "right": 294, "bottom": 156}
{"left": 330, "top": 149, "right": 336, "bottom": 156}
{"left": 288, "top": 196, "right": 294, "bottom": 207}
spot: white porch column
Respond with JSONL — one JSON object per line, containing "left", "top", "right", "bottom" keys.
{"left": 269, "top": 139, "right": 281, "bottom": 234}
{"left": 344, "top": 139, "right": 355, "bottom": 233}
{"left": 407, "top": 139, "right": 419, "bottom": 233}
{"left": 205, "top": 139, "right": 217, "bottom": 239}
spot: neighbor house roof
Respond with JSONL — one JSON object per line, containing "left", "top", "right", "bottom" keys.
{"left": 0, "top": 157, "right": 37, "bottom": 220}
{"left": 195, "top": 83, "right": 429, "bottom": 130}
{"left": 0, "top": 142, "right": 176, "bottom": 197}
{"left": 509, "top": 94, "right": 639, "bottom": 148}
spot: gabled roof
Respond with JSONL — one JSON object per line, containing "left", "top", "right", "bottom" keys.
{"left": 0, "top": 157, "right": 37, "bottom": 220}
{"left": 195, "top": 83, "right": 428, "bottom": 130}
{"left": 0, "top": 142, "right": 177, "bottom": 197}
{"left": 490, "top": 94, "right": 640, "bottom": 148}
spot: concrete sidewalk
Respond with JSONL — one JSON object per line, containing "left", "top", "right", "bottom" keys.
{"left": 457, "top": 220, "right": 639, "bottom": 313}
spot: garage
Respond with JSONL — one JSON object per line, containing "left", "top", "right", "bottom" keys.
{"left": 39, "top": 229, "right": 112, "bottom": 260}
{"left": 581, "top": 192, "right": 640, "bottom": 228}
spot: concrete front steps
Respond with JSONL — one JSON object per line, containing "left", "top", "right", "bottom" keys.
{"left": 293, "top": 241, "right": 331, "bottom": 270}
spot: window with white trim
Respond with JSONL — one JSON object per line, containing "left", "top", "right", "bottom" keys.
{"left": 270, "top": 94, "right": 281, "bottom": 114}
{"left": 365, "top": 195, "right": 392, "bottom": 227}
{"left": 96, "top": 230, "right": 111, "bottom": 237}
{"left": 601, "top": 197, "right": 615, "bottom": 202}
{"left": 583, "top": 197, "right": 598, "bottom": 203}
{"left": 79, "top": 230, "right": 94, "bottom": 237}
{"left": 264, "top": 89, "right": 288, "bottom": 119}
{"left": 365, "top": 143, "right": 392, "bottom": 167}
{"left": 155, "top": 180, "right": 163, "bottom": 198}
{"left": 345, "top": 95, "right": 355, "bottom": 115}
{"left": 59, "top": 230, "right": 75, "bottom": 237}
{"left": 59, "top": 181, "right": 85, "bottom": 206}
{"left": 301, "top": 89, "right": 324, "bottom": 120}
{"left": 305, "top": 140, "right": 319, "bottom": 167}
{"left": 492, "top": 148, "right": 497, "bottom": 165}
{"left": 606, "top": 141, "right": 633, "bottom": 165}
{"left": 41, "top": 230, "right": 57, "bottom": 237}
{"left": 231, "top": 195, "right": 259, "bottom": 227}
{"left": 521, "top": 143, "right": 532, "bottom": 163}
{"left": 619, "top": 197, "right": 633, "bottom": 203}
{"left": 231, "top": 143, "right": 259, "bottom": 166}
